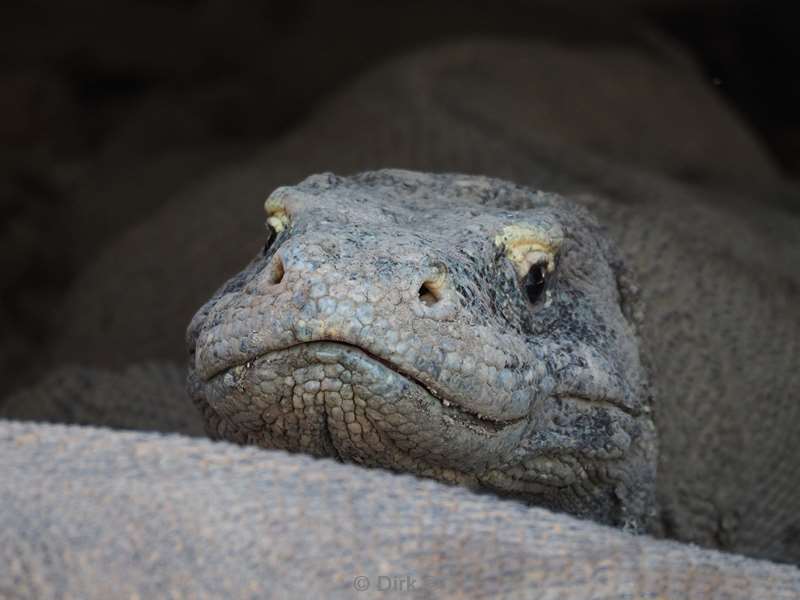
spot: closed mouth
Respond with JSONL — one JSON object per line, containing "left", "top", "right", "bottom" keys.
{"left": 201, "top": 340, "right": 529, "bottom": 433}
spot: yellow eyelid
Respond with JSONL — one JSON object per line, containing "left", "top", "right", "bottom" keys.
{"left": 264, "top": 196, "right": 291, "bottom": 233}
{"left": 494, "top": 224, "right": 562, "bottom": 277}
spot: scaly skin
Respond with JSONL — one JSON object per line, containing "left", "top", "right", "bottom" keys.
{"left": 0, "top": 363, "right": 203, "bottom": 436}
{"left": 187, "top": 169, "right": 800, "bottom": 567}
{"left": 187, "top": 170, "right": 656, "bottom": 528}
{"left": 3, "top": 39, "right": 797, "bottom": 594}
{"left": 2, "top": 420, "right": 799, "bottom": 600}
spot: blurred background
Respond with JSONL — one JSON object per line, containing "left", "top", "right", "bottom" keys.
{"left": 1, "top": 0, "right": 798, "bottom": 394}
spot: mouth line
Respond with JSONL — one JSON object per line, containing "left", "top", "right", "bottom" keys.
{"left": 202, "top": 340, "right": 529, "bottom": 431}
{"left": 551, "top": 392, "right": 640, "bottom": 418}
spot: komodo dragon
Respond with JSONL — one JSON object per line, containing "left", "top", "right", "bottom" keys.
{"left": 3, "top": 170, "right": 798, "bottom": 598}
{"left": 184, "top": 168, "right": 800, "bottom": 564}
{"left": 2, "top": 39, "right": 800, "bottom": 598}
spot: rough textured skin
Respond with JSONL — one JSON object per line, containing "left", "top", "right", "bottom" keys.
{"left": 3, "top": 38, "right": 799, "bottom": 595}
{"left": 0, "top": 363, "right": 204, "bottom": 436}
{"left": 48, "top": 39, "right": 790, "bottom": 373}
{"left": 187, "top": 170, "right": 657, "bottom": 530}
{"left": 183, "top": 167, "right": 800, "bottom": 566}
{"left": 589, "top": 190, "right": 800, "bottom": 564}
{"left": 2, "top": 420, "right": 799, "bottom": 600}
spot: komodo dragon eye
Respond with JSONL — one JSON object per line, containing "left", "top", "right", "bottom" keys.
{"left": 262, "top": 223, "right": 277, "bottom": 256}
{"left": 494, "top": 224, "right": 559, "bottom": 307}
{"left": 523, "top": 262, "right": 548, "bottom": 304}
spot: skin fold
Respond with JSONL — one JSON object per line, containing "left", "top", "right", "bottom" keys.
{"left": 1, "top": 39, "right": 799, "bottom": 597}
{"left": 185, "top": 167, "right": 800, "bottom": 568}
{"left": 2, "top": 420, "right": 799, "bottom": 600}
{"left": 187, "top": 170, "right": 657, "bottom": 530}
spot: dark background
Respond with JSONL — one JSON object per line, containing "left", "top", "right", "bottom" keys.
{"left": 1, "top": 0, "right": 798, "bottom": 391}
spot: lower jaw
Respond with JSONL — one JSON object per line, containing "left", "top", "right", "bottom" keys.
{"left": 189, "top": 342, "right": 657, "bottom": 528}
{"left": 190, "top": 341, "right": 527, "bottom": 477}
{"left": 189, "top": 341, "right": 656, "bottom": 527}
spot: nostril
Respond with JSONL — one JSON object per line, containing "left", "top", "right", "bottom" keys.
{"left": 269, "top": 256, "right": 285, "bottom": 285}
{"left": 418, "top": 281, "right": 441, "bottom": 306}
{"left": 418, "top": 267, "right": 447, "bottom": 307}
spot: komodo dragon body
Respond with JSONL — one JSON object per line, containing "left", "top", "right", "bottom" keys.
{"left": 2, "top": 420, "right": 800, "bottom": 599}
{"left": 186, "top": 169, "right": 800, "bottom": 566}
{"left": 2, "top": 39, "right": 800, "bottom": 598}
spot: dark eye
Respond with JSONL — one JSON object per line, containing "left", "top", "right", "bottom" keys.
{"left": 523, "top": 263, "right": 548, "bottom": 304}
{"left": 262, "top": 223, "right": 277, "bottom": 256}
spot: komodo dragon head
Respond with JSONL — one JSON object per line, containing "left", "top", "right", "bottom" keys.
{"left": 187, "top": 170, "right": 657, "bottom": 528}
